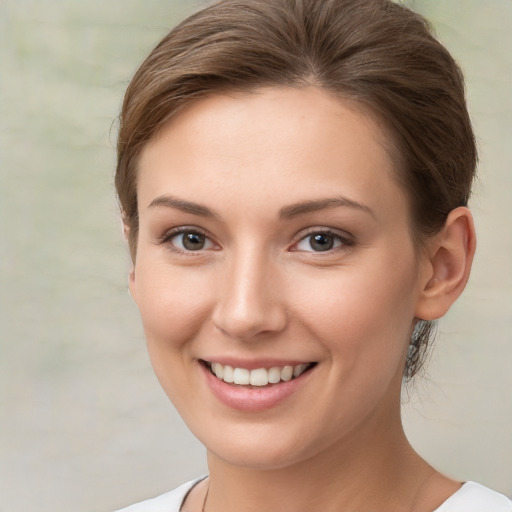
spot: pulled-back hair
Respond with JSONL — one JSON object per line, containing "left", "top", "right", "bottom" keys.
{"left": 116, "top": 0, "right": 477, "bottom": 379}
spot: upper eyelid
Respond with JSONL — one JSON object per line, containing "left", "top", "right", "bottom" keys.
{"left": 156, "top": 226, "right": 216, "bottom": 250}
{"left": 159, "top": 225, "right": 211, "bottom": 242}
{"left": 157, "top": 225, "right": 353, "bottom": 248}
{"left": 289, "top": 227, "right": 354, "bottom": 252}
{"left": 293, "top": 226, "right": 353, "bottom": 242}
{"left": 159, "top": 227, "right": 219, "bottom": 255}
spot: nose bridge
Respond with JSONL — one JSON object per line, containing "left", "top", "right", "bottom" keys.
{"left": 212, "top": 241, "right": 286, "bottom": 340}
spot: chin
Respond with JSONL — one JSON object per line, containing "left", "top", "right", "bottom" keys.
{"left": 193, "top": 420, "right": 324, "bottom": 471}
{"left": 209, "top": 442, "right": 307, "bottom": 471}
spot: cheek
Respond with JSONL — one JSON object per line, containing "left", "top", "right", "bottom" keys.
{"left": 291, "top": 258, "right": 418, "bottom": 370}
{"left": 131, "top": 260, "right": 218, "bottom": 408}
{"left": 285, "top": 266, "right": 418, "bottom": 434}
{"left": 132, "top": 260, "right": 215, "bottom": 349}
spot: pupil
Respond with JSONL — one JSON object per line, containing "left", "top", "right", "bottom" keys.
{"left": 310, "top": 233, "right": 333, "bottom": 252}
{"left": 183, "top": 232, "right": 205, "bottom": 250}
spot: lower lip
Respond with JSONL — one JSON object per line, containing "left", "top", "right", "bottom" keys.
{"left": 201, "top": 363, "right": 314, "bottom": 412}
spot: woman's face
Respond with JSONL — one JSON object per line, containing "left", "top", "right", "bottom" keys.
{"left": 130, "top": 87, "right": 430, "bottom": 469}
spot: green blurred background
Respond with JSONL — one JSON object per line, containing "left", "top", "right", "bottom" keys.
{"left": 1, "top": 1, "right": 511, "bottom": 510}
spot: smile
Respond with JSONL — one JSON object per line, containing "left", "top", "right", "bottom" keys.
{"left": 205, "top": 361, "right": 316, "bottom": 387}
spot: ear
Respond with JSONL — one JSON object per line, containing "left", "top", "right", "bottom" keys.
{"left": 121, "top": 215, "right": 138, "bottom": 300}
{"left": 415, "top": 207, "right": 476, "bottom": 321}
{"left": 128, "top": 265, "right": 137, "bottom": 301}
{"left": 121, "top": 212, "right": 131, "bottom": 242}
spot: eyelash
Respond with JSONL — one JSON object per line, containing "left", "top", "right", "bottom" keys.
{"left": 291, "top": 228, "right": 354, "bottom": 254}
{"left": 158, "top": 227, "right": 217, "bottom": 255}
{"left": 158, "top": 227, "right": 354, "bottom": 255}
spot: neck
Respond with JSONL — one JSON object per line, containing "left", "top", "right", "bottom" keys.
{"left": 204, "top": 404, "right": 434, "bottom": 512}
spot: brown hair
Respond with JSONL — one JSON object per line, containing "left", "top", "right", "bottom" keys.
{"left": 116, "top": 0, "right": 477, "bottom": 379}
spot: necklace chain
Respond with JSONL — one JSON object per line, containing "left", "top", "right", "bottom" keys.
{"left": 201, "top": 482, "right": 209, "bottom": 512}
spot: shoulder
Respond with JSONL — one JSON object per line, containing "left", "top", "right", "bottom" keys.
{"left": 113, "top": 478, "right": 205, "bottom": 512}
{"left": 435, "top": 481, "right": 512, "bottom": 512}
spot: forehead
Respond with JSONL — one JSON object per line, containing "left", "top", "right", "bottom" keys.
{"left": 137, "top": 86, "right": 407, "bottom": 220}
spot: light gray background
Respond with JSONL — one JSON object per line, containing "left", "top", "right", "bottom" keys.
{"left": 1, "top": 1, "right": 511, "bottom": 511}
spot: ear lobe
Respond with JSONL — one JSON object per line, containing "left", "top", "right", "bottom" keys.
{"left": 415, "top": 207, "right": 476, "bottom": 321}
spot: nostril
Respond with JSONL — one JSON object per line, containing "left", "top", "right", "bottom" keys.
{"left": 212, "top": 309, "right": 287, "bottom": 341}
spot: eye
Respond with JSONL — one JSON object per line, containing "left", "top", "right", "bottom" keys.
{"left": 293, "top": 231, "right": 347, "bottom": 252}
{"left": 167, "top": 229, "right": 216, "bottom": 252}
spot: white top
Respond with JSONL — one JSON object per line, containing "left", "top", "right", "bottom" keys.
{"left": 114, "top": 478, "right": 512, "bottom": 512}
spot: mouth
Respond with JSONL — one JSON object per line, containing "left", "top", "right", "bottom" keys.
{"left": 202, "top": 360, "right": 317, "bottom": 387}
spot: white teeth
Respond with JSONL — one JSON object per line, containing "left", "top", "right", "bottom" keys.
{"left": 209, "top": 362, "right": 312, "bottom": 386}
{"left": 223, "top": 365, "right": 234, "bottom": 383}
{"left": 213, "top": 362, "right": 223, "bottom": 379}
{"left": 293, "top": 363, "right": 308, "bottom": 377}
{"left": 233, "top": 368, "right": 250, "bottom": 385}
{"left": 268, "top": 367, "right": 281, "bottom": 384}
{"left": 281, "top": 366, "right": 293, "bottom": 381}
{"left": 249, "top": 368, "right": 269, "bottom": 386}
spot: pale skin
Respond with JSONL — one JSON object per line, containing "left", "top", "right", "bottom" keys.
{"left": 128, "top": 87, "right": 476, "bottom": 512}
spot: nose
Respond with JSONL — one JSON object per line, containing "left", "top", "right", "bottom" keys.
{"left": 211, "top": 248, "right": 287, "bottom": 341}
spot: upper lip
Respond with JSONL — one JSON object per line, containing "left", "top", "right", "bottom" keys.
{"left": 200, "top": 358, "right": 316, "bottom": 370}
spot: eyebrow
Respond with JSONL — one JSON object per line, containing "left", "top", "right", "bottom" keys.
{"left": 148, "top": 195, "right": 220, "bottom": 218}
{"left": 279, "top": 196, "right": 374, "bottom": 219}
{"left": 147, "top": 194, "right": 373, "bottom": 219}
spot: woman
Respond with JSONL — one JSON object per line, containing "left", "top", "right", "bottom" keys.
{"left": 114, "top": 0, "right": 512, "bottom": 510}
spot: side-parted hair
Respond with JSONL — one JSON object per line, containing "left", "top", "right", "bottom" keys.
{"left": 116, "top": 0, "right": 477, "bottom": 379}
